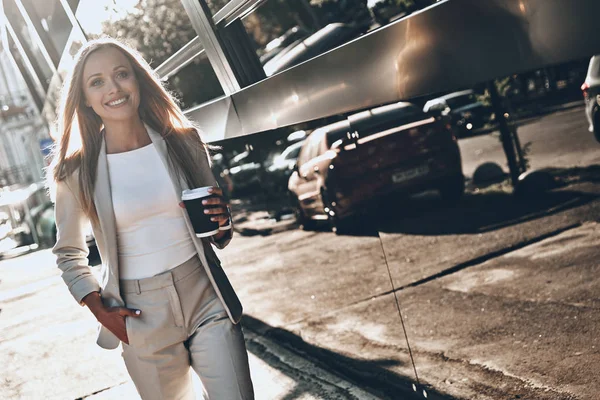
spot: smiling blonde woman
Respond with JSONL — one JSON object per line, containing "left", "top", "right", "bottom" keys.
{"left": 48, "top": 38, "right": 254, "bottom": 400}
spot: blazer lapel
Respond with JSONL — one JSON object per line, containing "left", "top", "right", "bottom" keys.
{"left": 94, "top": 135, "right": 120, "bottom": 281}
{"left": 146, "top": 125, "right": 215, "bottom": 255}
{"left": 146, "top": 125, "right": 190, "bottom": 195}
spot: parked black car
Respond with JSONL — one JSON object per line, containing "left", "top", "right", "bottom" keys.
{"left": 223, "top": 151, "right": 264, "bottom": 198}
{"left": 288, "top": 102, "right": 464, "bottom": 233}
{"left": 423, "top": 90, "right": 491, "bottom": 136}
{"left": 259, "top": 26, "right": 311, "bottom": 65}
{"left": 263, "top": 23, "right": 366, "bottom": 77}
{"left": 265, "top": 140, "right": 305, "bottom": 194}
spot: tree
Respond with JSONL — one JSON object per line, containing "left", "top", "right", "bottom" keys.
{"left": 241, "top": 0, "right": 311, "bottom": 52}
{"left": 309, "top": 0, "right": 371, "bottom": 26}
{"left": 101, "top": 0, "right": 197, "bottom": 67}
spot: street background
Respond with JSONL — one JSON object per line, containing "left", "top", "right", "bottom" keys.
{"left": 1, "top": 103, "right": 598, "bottom": 399}
{"left": 0, "top": 1, "right": 599, "bottom": 399}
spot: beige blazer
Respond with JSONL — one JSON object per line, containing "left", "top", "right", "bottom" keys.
{"left": 52, "top": 125, "right": 242, "bottom": 350}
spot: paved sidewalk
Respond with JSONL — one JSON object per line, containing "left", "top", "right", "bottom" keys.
{"left": 218, "top": 179, "right": 600, "bottom": 400}
{"left": 0, "top": 249, "right": 383, "bottom": 400}
{"left": 86, "top": 330, "right": 382, "bottom": 400}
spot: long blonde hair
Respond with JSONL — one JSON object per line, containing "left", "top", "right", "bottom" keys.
{"left": 49, "top": 38, "right": 208, "bottom": 226}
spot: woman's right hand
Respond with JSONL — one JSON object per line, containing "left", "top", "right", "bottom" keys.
{"left": 82, "top": 292, "right": 141, "bottom": 345}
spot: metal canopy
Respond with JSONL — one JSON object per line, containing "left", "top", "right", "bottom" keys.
{"left": 186, "top": 0, "right": 600, "bottom": 142}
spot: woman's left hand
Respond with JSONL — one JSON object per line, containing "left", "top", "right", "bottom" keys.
{"left": 179, "top": 186, "right": 230, "bottom": 227}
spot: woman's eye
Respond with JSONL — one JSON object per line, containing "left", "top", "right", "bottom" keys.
{"left": 116, "top": 71, "right": 129, "bottom": 79}
{"left": 91, "top": 79, "right": 102, "bottom": 87}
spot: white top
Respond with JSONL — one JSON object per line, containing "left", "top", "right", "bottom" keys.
{"left": 106, "top": 143, "right": 197, "bottom": 280}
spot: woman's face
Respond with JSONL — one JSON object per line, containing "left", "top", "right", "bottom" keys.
{"left": 82, "top": 46, "right": 141, "bottom": 124}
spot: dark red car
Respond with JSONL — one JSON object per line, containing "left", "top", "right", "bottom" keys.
{"left": 288, "top": 101, "right": 464, "bottom": 233}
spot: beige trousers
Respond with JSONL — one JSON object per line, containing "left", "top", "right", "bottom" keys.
{"left": 120, "top": 255, "right": 254, "bottom": 400}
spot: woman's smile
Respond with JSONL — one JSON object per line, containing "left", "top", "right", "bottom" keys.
{"left": 106, "top": 96, "right": 129, "bottom": 108}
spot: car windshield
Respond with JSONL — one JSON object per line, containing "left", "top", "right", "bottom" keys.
{"left": 282, "top": 144, "right": 302, "bottom": 160}
{"left": 264, "top": 24, "right": 361, "bottom": 76}
{"left": 445, "top": 93, "right": 478, "bottom": 109}
{"left": 230, "top": 151, "right": 250, "bottom": 166}
{"left": 347, "top": 103, "right": 426, "bottom": 140}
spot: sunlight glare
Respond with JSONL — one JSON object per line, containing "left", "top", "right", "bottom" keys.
{"left": 75, "top": 0, "right": 139, "bottom": 35}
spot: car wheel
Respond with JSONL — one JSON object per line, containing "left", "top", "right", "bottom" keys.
{"left": 439, "top": 174, "right": 465, "bottom": 204}
{"left": 319, "top": 188, "right": 341, "bottom": 232}
{"left": 294, "top": 199, "right": 318, "bottom": 231}
{"left": 331, "top": 211, "right": 376, "bottom": 235}
{"left": 330, "top": 214, "right": 356, "bottom": 235}
{"left": 320, "top": 190, "right": 362, "bottom": 235}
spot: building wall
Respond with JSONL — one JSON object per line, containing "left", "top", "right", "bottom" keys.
{"left": 0, "top": 51, "right": 51, "bottom": 186}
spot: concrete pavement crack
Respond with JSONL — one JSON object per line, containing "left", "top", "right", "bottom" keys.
{"left": 76, "top": 381, "right": 129, "bottom": 400}
{"left": 240, "top": 223, "right": 589, "bottom": 399}
{"left": 372, "top": 222, "right": 583, "bottom": 301}
{"left": 282, "top": 222, "right": 583, "bottom": 328}
{"left": 439, "top": 284, "right": 600, "bottom": 311}
{"left": 413, "top": 348, "right": 580, "bottom": 400}
{"left": 476, "top": 195, "right": 590, "bottom": 232}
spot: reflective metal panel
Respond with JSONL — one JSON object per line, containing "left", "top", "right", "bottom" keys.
{"left": 231, "top": 0, "right": 600, "bottom": 134}
{"left": 184, "top": 95, "right": 243, "bottom": 142}
{"left": 185, "top": 0, "right": 600, "bottom": 141}
{"left": 2, "top": 20, "right": 47, "bottom": 100}
{"left": 11, "top": 0, "right": 59, "bottom": 73}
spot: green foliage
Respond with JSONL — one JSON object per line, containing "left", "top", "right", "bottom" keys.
{"left": 372, "top": 0, "right": 414, "bottom": 11}
{"left": 101, "top": 0, "right": 196, "bottom": 67}
{"left": 241, "top": 0, "right": 303, "bottom": 49}
{"left": 370, "top": 0, "right": 410, "bottom": 25}
{"left": 205, "top": 0, "right": 229, "bottom": 15}
{"left": 309, "top": 0, "right": 371, "bottom": 25}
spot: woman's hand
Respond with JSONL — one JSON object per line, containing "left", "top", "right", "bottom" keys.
{"left": 82, "top": 292, "right": 141, "bottom": 345}
{"left": 202, "top": 187, "right": 230, "bottom": 226}
{"left": 179, "top": 186, "right": 230, "bottom": 227}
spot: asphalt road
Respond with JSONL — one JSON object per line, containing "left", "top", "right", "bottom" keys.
{"left": 459, "top": 104, "right": 600, "bottom": 178}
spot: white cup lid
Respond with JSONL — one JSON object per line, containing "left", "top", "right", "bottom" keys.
{"left": 181, "top": 186, "right": 213, "bottom": 201}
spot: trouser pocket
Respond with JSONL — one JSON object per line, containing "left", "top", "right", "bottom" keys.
{"left": 123, "top": 288, "right": 186, "bottom": 353}
{"left": 125, "top": 314, "right": 135, "bottom": 347}
{"left": 165, "top": 285, "right": 185, "bottom": 328}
